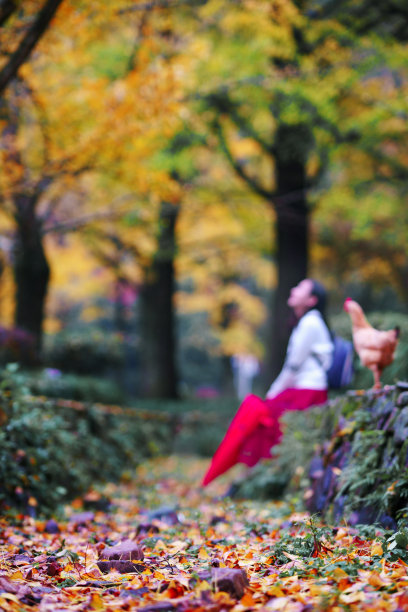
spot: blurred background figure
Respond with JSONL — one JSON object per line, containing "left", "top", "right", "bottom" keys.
{"left": 231, "top": 353, "right": 260, "bottom": 400}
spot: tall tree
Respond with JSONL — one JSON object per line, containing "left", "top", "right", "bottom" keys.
{"left": 182, "top": 1, "right": 354, "bottom": 375}
{"left": 139, "top": 200, "right": 180, "bottom": 397}
{"left": 176, "top": 0, "right": 408, "bottom": 376}
{"left": 1, "top": 87, "right": 52, "bottom": 354}
{"left": 0, "top": 1, "right": 183, "bottom": 361}
{"left": 310, "top": 0, "right": 408, "bottom": 305}
{"left": 0, "top": 0, "right": 65, "bottom": 95}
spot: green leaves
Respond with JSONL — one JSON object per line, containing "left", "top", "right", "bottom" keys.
{"left": 0, "top": 375, "right": 177, "bottom": 515}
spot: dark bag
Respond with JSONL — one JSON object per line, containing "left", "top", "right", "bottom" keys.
{"left": 326, "top": 335, "right": 354, "bottom": 389}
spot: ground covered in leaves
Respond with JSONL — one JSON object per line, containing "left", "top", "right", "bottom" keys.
{"left": 1, "top": 456, "right": 408, "bottom": 611}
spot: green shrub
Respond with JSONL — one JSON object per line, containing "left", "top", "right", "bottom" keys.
{"left": 133, "top": 398, "right": 238, "bottom": 456}
{"left": 0, "top": 365, "right": 176, "bottom": 515}
{"left": 44, "top": 330, "right": 125, "bottom": 375}
{"left": 26, "top": 370, "right": 125, "bottom": 404}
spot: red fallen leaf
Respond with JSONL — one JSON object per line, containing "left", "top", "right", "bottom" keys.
{"left": 397, "top": 591, "right": 408, "bottom": 608}
{"left": 46, "top": 561, "right": 62, "bottom": 576}
{"left": 166, "top": 581, "right": 185, "bottom": 598}
{"left": 312, "top": 539, "right": 333, "bottom": 557}
{"left": 351, "top": 536, "right": 366, "bottom": 546}
{"left": 95, "top": 542, "right": 106, "bottom": 554}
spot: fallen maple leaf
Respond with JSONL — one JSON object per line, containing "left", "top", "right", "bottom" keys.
{"left": 371, "top": 541, "right": 384, "bottom": 557}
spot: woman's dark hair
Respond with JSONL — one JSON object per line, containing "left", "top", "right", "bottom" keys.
{"left": 289, "top": 279, "right": 331, "bottom": 332}
{"left": 310, "top": 279, "right": 331, "bottom": 335}
{"left": 310, "top": 279, "right": 327, "bottom": 318}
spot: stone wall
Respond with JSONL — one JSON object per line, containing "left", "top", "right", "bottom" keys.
{"left": 306, "top": 383, "right": 408, "bottom": 529}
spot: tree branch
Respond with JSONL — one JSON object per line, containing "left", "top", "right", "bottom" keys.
{"left": 214, "top": 117, "right": 313, "bottom": 214}
{"left": 214, "top": 118, "right": 273, "bottom": 202}
{"left": 42, "top": 210, "right": 123, "bottom": 236}
{"left": 367, "top": 147, "right": 408, "bottom": 182}
{"left": 0, "top": 0, "right": 16, "bottom": 28}
{"left": 86, "top": 226, "right": 143, "bottom": 261}
{"left": 0, "top": 0, "right": 65, "bottom": 96}
{"left": 118, "top": 0, "right": 207, "bottom": 14}
{"left": 17, "top": 77, "right": 53, "bottom": 168}
{"left": 203, "top": 91, "right": 274, "bottom": 156}
{"left": 42, "top": 196, "right": 139, "bottom": 236}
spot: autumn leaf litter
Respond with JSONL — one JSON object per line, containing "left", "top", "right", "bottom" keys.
{"left": 1, "top": 456, "right": 408, "bottom": 611}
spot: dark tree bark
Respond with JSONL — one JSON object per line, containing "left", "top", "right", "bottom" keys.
{"left": 269, "top": 123, "right": 312, "bottom": 377}
{"left": 211, "top": 111, "right": 313, "bottom": 383}
{"left": 1, "top": 94, "right": 50, "bottom": 359}
{"left": 139, "top": 201, "right": 179, "bottom": 398}
{"left": 0, "top": 0, "right": 64, "bottom": 96}
{"left": 219, "top": 301, "right": 238, "bottom": 396}
{"left": 0, "top": 1, "right": 17, "bottom": 28}
{"left": 13, "top": 196, "right": 50, "bottom": 357}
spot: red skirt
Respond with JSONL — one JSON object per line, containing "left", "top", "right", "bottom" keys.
{"left": 202, "top": 388, "right": 327, "bottom": 486}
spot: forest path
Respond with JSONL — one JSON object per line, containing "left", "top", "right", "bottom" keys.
{"left": 0, "top": 455, "right": 407, "bottom": 611}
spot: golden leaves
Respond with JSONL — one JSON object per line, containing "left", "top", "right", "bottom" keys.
{"left": 1, "top": 451, "right": 408, "bottom": 611}
{"left": 371, "top": 541, "right": 384, "bottom": 557}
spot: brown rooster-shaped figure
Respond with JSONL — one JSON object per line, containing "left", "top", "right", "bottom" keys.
{"left": 344, "top": 298, "right": 400, "bottom": 389}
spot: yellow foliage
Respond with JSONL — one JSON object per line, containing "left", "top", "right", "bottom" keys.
{"left": 176, "top": 292, "right": 217, "bottom": 314}
{"left": 216, "top": 322, "right": 265, "bottom": 358}
{"left": 43, "top": 317, "right": 63, "bottom": 335}
{"left": 0, "top": 266, "right": 15, "bottom": 328}
{"left": 220, "top": 6, "right": 276, "bottom": 39}
{"left": 359, "top": 258, "right": 394, "bottom": 285}
{"left": 80, "top": 306, "right": 106, "bottom": 322}
{"left": 216, "top": 284, "right": 266, "bottom": 327}
{"left": 229, "top": 137, "right": 263, "bottom": 159}
{"left": 44, "top": 235, "right": 113, "bottom": 324}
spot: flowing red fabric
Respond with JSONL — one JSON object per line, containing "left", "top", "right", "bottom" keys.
{"left": 201, "top": 388, "right": 327, "bottom": 486}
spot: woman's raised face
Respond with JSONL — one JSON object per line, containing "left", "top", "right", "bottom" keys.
{"left": 287, "top": 279, "right": 317, "bottom": 316}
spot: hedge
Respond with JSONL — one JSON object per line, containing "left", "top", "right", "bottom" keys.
{"left": 0, "top": 366, "right": 177, "bottom": 516}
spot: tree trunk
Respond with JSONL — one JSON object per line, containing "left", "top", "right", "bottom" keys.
{"left": 0, "top": 0, "right": 65, "bottom": 95}
{"left": 13, "top": 196, "right": 50, "bottom": 358}
{"left": 139, "top": 201, "right": 179, "bottom": 398}
{"left": 269, "top": 123, "right": 311, "bottom": 379}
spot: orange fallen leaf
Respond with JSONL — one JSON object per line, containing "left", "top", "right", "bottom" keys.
{"left": 9, "top": 571, "right": 24, "bottom": 580}
{"left": 332, "top": 567, "right": 349, "bottom": 581}
{"left": 167, "top": 581, "right": 185, "bottom": 598}
{"left": 371, "top": 541, "right": 384, "bottom": 557}
{"left": 240, "top": 591, "right": 256, "bottom": 606}
{"left": 266, "top": 585, "right": 285, "bottom": 597}
{"left": 1, "top": 593, "right": 21, "bottom": 603}
{"left": 89, "top": 592, "right": 105, "bottom": 610}
{"left": 153, "top": 570, "right": 166, "bottom": 579}
{"left": 198, "top": 547, "right": 209, "bottom": 560}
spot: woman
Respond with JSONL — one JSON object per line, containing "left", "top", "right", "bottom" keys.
{"left": 202, "top": 279, "right": 333, "bottom": 486}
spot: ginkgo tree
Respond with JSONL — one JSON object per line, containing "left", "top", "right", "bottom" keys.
{"left": 311, "top": 0, "right": 408, "bottom": 306}
{"left": 0, "top": 0, "right": 65, "bottom": 95}
{"left": 172, "top": 0, "right": 354, "bottom": 374}
{"left": 176, "top": 0, "right": 408, "bottom": 375}
{"left": 0, "top": 0, "right": 185, "bottom": 359}
{"left": 2, "top": 0, "right": 407, "bottom": 398}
